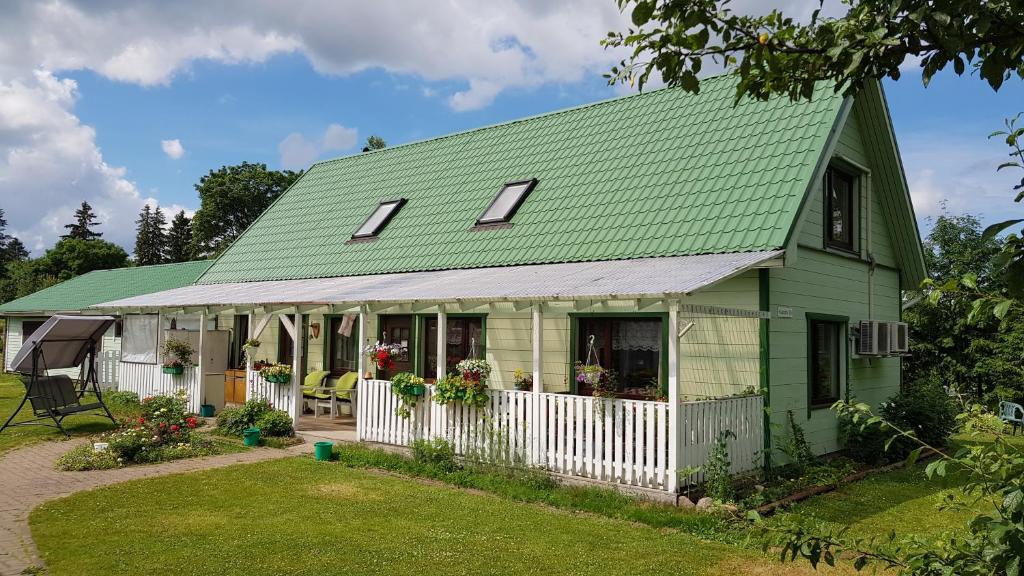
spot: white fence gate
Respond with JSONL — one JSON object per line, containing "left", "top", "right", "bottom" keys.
{"left": 245, "top": 369, "right": 296, "bottom": 417}
{"left": 97, "top": 350, "right": 120, "bottom": 389}
{"left": 357, "top": 380, "right": 763, "bottom": 492}
{"left": 117, "top": 363, "right": 203, "bottom": 413}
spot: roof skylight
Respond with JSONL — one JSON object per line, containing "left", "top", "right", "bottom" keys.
{"left": 476, "top": 179, "right": 537, "bottom": 226}
{"left": 352, "top": 199, "right": 406, "bottom": 239}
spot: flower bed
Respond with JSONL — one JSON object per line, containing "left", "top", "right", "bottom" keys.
{"left": 55, "top": 390, "right": 230, "bottom": 471}
{"left": 215, "top": 398, "right": 296, "bottom": 446}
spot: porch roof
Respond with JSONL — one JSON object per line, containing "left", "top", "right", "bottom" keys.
{"left": 94, "top": 251, "right": 782, "bottom": 312}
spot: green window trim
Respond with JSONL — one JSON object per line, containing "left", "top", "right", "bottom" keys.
{"left": 805, "top": 312, "right": 849, "bottom": 418}
{"left": 412, "top": 313, "right": 487, "bottom": 379}
{"left": 320, "top": 314, "right": 360, "bottom": 376}
{"left": 568, "top": 312, "right": 669, "bottom": 396}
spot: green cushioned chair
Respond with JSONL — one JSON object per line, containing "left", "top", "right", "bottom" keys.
{"left": 332, "top": 372, "right": 359, "bottom": 416}
{"left": 302, "top": 371, "right": 331, "bottom": 417}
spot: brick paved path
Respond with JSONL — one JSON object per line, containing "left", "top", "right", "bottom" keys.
{"left": 0, "top": 439, "right": 310, "bottom": 575}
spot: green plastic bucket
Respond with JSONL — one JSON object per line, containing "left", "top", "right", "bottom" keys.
{"left": 314, "top": 441, "right": 334, "bottom": 461}
{"left": 242, "top": 427, "right": 261, "bottom": 447}
{"left": 199, "top": 404, "right": 215, "bottom": 417}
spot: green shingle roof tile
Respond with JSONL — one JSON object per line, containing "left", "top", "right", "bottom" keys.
{"left": 0, "top": 260, "right": 213, "bottom": 314}
{"left": 198, "top": 76, "right": 844, "bottom": 284}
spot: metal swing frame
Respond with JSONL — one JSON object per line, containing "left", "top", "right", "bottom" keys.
{"left": 0, "top": 337, "right": 116, "bottom": 437}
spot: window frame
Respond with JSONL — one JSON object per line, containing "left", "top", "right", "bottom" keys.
{"left": 823, "top": 166, "right": 858, "bottom": 254}
{"left": 351, "top": 198, "right": 407, "bottom": 240}
{"left": 417, "top": 313, "right": 487, "bottom": 381}
{"left": 474, "top": 178, "right": 538, "bottom": 227}
{"left": 323, "top": 314, "right": 359, "bottom": 376}
{"left": 278, "top": 317, "right": 295, "bottom": 366}
{"left": 568, "top": 312, "right": 668, "bottom": 397}
{"left": 806, "top": 314, "right": 847, "bottom": 413}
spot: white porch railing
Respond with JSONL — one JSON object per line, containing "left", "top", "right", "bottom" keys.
{"left": 117, "top": 362, "right": 202, "bottom": 413}
{"left": 357, "top": 379, "right": 764, "bottom": 492}
{"left": 97, "top": 350, "right": 120, "bottom": 389}
{"left": 245, "top": 368, "right": 296, "bottom": 417}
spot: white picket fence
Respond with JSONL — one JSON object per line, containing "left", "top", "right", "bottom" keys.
{"left": 245, "top": 369, "right": 296, "bottom": 416}
{"left": 117, "top": 362, "right": 203, "bottom": 413}
{"left": 97, "top": 350, "right": 120, "bottom": 389}
{"left": 357, "top": 379, "right": 763, "bottom": 492}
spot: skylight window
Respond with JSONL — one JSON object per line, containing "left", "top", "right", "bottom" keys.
{"left": 352, "top": 199, "right": 406, "bottom": 239}
{"left": 476, "top": 179, "right": 538, "bottom": 226}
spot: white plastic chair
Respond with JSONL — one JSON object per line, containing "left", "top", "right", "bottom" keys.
{"left": 999, "top": 401, "right": 1024, "bottom": 435}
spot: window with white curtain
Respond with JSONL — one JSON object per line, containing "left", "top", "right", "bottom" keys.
{"left": 121, "top": 314, "right": 159, "bottom": 364}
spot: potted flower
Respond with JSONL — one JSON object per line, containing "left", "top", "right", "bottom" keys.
{"left": 575, "top": 362, "right": 605, "bottom": 387}
{"left": 259, "top": 363, "right": 292, "bottom": 384}
{"left": 242, "top": 338, "right": 260, "bottom": 362}
{"left": 512, "top": 368, "right": 533, "bottom": 391}
{"left": 161, "top": 338, "right": 195, "bottom": 375}
{"left": 364, "top": 341, "right": 404, "bottom": 370}
{"left": 456, "top": 358, "right": 492, "bottom": 384}
{"left": 390, "top": 372, "right": 426, "bottom": 418}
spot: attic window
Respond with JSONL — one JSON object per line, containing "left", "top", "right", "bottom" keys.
{"left": 476, "top": 179, "right": 537, "bottom": 226}
{"left": 352, "top": 199, "right": 406, "bottom": 239}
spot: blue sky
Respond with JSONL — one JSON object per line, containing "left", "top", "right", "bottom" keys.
{"left": 1, "top": 0, "right": 1022, "bottom": 254}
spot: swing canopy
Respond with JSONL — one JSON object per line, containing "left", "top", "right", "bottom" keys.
{"left": 9, "top": 315, "right": 115, "bottom": 373}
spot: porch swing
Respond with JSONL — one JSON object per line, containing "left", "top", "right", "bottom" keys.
{"left": 0, "top": 315, "right": 117, "bottom": 437}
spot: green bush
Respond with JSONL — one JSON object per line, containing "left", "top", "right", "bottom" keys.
{"left": 55, "top": 444, "right": 120, "bottom": 471}
{"left": 216, "top": 398, "right": 293, "bottom": 437}
{"left": 411, "top": 438, "right": 459, "bottom": 473}
{"left": 703, "top": 430, "right": 735, "bottom": 502}
{"left": 842, "top": 381, "right": 959, "bottom": 465}
{"left": 254, "top": 410, "right": 294, "bottom": 437}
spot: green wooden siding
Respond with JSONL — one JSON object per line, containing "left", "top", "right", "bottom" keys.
{"left": 768, "top": 101, "right": 904, "bottom": 453}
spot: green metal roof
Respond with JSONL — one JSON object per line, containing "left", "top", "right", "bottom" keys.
{"left": 0, "top": 260, "right": 212, "bottom": 314}
{"left": 199, "top": 76, "right": 845, "bottom": 285}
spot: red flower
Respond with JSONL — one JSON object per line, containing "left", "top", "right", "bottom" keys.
{"left": 170, "top": 424, "right": 180, "bottom": 432}
{"left": 159, "top": 422, "right": 167, "bottom": 428}
{"left": 137, "top": 417, "right": 145, "bottom": 425}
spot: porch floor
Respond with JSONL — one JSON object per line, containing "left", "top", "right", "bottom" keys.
{"left": 295, "top": 413, "right": 357, "bottom": 444}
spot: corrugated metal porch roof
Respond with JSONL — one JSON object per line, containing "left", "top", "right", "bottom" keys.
{"left": 95, "top": 251, "right": 782, "bottom": 310}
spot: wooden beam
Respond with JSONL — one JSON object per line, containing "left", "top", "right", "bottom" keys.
{"left": 667, "top": 300, "right": 680, "bottom": 493}
{"left": 436, "top": 309, "right": 447, "bottom": 384}
{"left": 252, "top": 314, "right": 272, "bottom": 340}
{"left": 531, "top": 305, "right": 543, "bottom": 465}
{"left": 291, "top": 312, "right": 304, "bottom": 424}
{"left": 278, "top": 314, "right": 296, "bottom": 340}
{"left": 198, "top": 312, "right": 208, "bottom": 407}
{"left": 356, "top": 306, "right": 367, "bottom": 440}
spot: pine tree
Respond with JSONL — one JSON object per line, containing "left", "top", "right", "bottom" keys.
{"left": 62, "top": 201, "right": 102, "bottom": 240}
{"left": 165, "top": 210, "right": 193, "bottom": 263}
{"left": 134, "top": 204, "right": 167, "bottom": 266}
{"left": 3, "top": 238, "right": 28, "bottom": 262}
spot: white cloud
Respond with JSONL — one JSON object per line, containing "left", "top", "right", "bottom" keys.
{"left": 0, "top": 0, "right": 835, "bottom": 253}
{"left": 160, "top": 138, "right": 184, "bottom": 159}
{"left": 278, "top": 123, "right": 359, "bottom": 170}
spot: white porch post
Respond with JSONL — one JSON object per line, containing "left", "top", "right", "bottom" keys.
{"left": 356, "top": 306, "right": 367, "bottom": 440}
{"left": 246, "top": 312, "right": 254, "bottom": 368}
{"left": 667, "top": 301, "right": 680, "bottom": 493}
{"left": 436, "top": 308, "right": 447, "bottom": 380}
{"left": 531, "top": 305, "right": 543, "bottom": 464}
{"left": 291, "top": 312, "right": 304, "bottom": 424}
{"left": 198, "top": 311, "right": 207, "bottom": 414}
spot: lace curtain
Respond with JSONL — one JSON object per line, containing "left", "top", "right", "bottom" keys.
{"left": 611, "top": 320, "right": 661, "bottom": 352}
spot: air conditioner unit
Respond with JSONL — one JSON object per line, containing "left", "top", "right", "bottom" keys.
{"left": 857, "top": 320, "right": 884, "bottom": 356}
{"left": 888, "top": 321, "right": 909, "bottom": 354}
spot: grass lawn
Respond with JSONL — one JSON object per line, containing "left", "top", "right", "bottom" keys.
{"left": 30, "top": 457, "right": 850, "bottom": 576}
{"left": 0, "top": 372, "right": 119, "bottom": 455}
{"left": 771, "top": 433, "right": 1024, "bottom": 541}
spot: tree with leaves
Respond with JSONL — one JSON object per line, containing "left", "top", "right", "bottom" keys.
{"left": 363, "top": 135, "right": 386, "bottom": 152}
{"left": 134, "top": 204, "right": 167, "bottom": 266}
{"left": 604, "top": 0, "right": 1024, "bottom": 102}
{"left": 189, "top": 162, "right": 302, "bottom": 257}
{"left": 61, "top": 201, "right": 102, "bottom": 240}
{"left": 165, "top": 210, "right": 193, "bottom": 263}
{"left": 3, "top": 238, "right": 28, "bottom": 263}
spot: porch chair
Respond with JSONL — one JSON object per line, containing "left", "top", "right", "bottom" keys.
{"left": 331, "top": 372, "right": 358, "bottom": 417}
{"left": 999, "top": 401, "right": 1024, "bottom": 435}
{"left": 301, "top": 371, "right": 331, "bottom": 418}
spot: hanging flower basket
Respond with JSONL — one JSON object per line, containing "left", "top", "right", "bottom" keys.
{"left": 456, "top": 358, "right": 491, "bottom": 384}
{"left": 162, "top": 364, "right": 184, "bottom": 375}
{"left": 260, "top": 363, "right": 292, "bottom": 384}
{"left": 364, "top": 341, "right": 404, "bottom": 370}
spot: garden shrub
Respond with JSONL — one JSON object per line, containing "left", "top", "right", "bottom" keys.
{"left": 842, "top": 380, "right": 959, "bottom": 465}
{"left": 56, "top": 444, "right": 120, "bottom": 471}
{"left": 776, "top": 410, "right": 817, "bottom": 475}
{"left": 216, "top": 398, "right": 293, "bottom": 437}
{"left": 411, "top": 437, "right": 459, "bottom": 473}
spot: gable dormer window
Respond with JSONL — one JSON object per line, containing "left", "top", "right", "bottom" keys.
{"left": 352, "top": 199, "right": 406, "bottom": 239}
{"left": 475, "top": 179, "right": 538, "bottom": 226}
{"left": 824, "top": 167, "right": 856, "bottom": 253}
